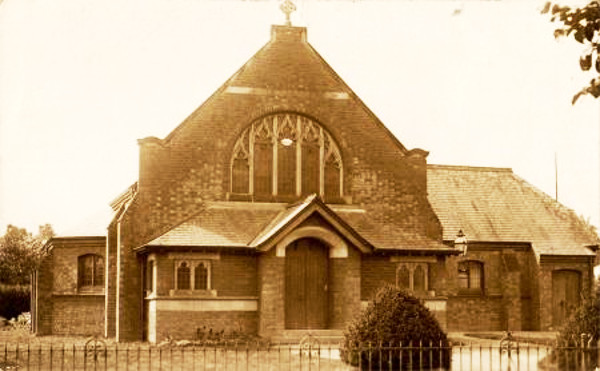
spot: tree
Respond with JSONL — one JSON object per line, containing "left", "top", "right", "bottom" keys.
{"left": 542, "top": 1, "right": 600, "bottom": 104}
{"left": 0, "top": 224, "right": 54, "bottom": 285}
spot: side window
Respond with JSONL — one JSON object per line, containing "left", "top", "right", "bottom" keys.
{"left": 176, "top": 261, "right": 191, "bottom": 290}
{"left": 174, "top": 260, "right": 212, "bottom": 291}
{"left": 77, "top": 254, "right": 104, "bottom": 290}
{"left": 458, "top": 260, "right": 484, "bottom": 294}
{"left": 194, "top": 262, "right": 209, "bottom": 290}
{"left": 395, "top": 263, "right": 429, "bottom": 293}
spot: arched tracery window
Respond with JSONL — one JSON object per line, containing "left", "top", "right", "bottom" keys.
{"left": 230, "top": 113, "right": 343, "bottom": 202}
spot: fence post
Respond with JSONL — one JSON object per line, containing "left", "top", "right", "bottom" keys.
{"left": 581, "top": 333, "right": 587, "bottom": 370}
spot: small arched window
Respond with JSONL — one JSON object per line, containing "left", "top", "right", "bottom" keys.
{"left": 230, "top": 113, "right": 343, "bottom": 202}
{"left": 397, "top": 266, "right": 410, "bottom": 290}
{"left": 176, "top": 262, "right": 191, "bottom": 290}
{"left": 195, "top": 263, "right": 209, "bottom": 290}
{"left": 78, "top": 254, "right": 104, "bottom": 289}
{"left": 458, "top": 260, "right": 483, "bottom": 293}
{"left": 413, "top": 265, "right": 426, "bottom": 292}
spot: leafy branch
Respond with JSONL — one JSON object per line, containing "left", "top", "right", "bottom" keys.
{"left": 542, "top": 1, "right": 600, "bottom": 103}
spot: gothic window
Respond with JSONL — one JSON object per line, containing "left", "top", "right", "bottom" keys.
{"left": 395, "top": 262, "right": 428, "bottom": 293}
{"left": 397, "top": 265, "right": 410, "bottom": 290}
{"left": 176, "top": 262, "right": 191, "bottom": 290}
{"left": 195, "top": 262, "right": 209, "bottom": 290}
{"left": 230, "top": 113, "right": 343, "bottom": 202}
{"left": 77, "top": 254, "right": 104, "bottom": 290}
{"left": 413, "top": 265, "right": 426, "bottom": 292}
{"left": 174, "top": 260, "right": 212, "bottom": 291}
{"left": 458, "top": 260, "right": 483, "bottom": 293}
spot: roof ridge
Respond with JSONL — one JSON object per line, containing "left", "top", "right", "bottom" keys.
{"left": 428, "top": 164, "right": 513, "bottom": 172}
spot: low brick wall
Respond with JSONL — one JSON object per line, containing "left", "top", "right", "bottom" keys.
{"left": 52, "top": 295, "right": 105, "bottom": 336}
{"left": 154, "top": 310, "right": 258, "bottom": 341}
{"left": 447, "top": 296, "right": 504, "bottom": 331}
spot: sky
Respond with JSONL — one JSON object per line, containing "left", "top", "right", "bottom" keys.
{"left": 0, "top": 0, "right": 599, "bottom": 237}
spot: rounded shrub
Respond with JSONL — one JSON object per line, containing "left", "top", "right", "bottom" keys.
{"left": 341, "top": 285, "right": 450, "bottom": 369}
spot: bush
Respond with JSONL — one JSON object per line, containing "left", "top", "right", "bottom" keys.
{"left": 341, "top": 285, "right": 450, "bottom": 369}
{"left": 553, "top": 283, "right": 600, "bottom": 369}
{"left": 0, "top": 284, "right": 29, "bottom": 321}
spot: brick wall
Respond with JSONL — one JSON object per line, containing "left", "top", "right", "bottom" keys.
{"left": 361, "top": 255, "right": 396, "bottom": 300}
{"left": 212, "top": 253, "right": 258, "bottom": 296}
{"left": 33, "top": 237, "right": 106, "bottom": 336}
{"left": 445, "top": 243, "right": 537, "bottom": 331}
{"left": 34, "top": 255, "right": 54, "bottom": 335}
{"left": 447, "top": 296, "right": 505, "bottom": 331}
{"left": 155, "top": 310, "right": 257, "bottom": 342}
{"left": 538, "top": 255, "right": 594, "bottom": 331}
{"left": 257, "top": 248, "right": 285, "bottom": 337}
{"left": 328, "top": 244, "right": 361, "bottom": 329}
{"left": 52, "top": 296, "right": 104, "bottom": 336}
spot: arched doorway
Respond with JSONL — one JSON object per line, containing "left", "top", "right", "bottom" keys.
{"left": 285, "top": 238, "right": 329, "bottom": 329}
{"left": 552, "top": 270, "right": 581, "bottom": 327}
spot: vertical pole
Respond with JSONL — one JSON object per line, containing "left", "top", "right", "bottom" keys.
{"left": 555, "top": 152, "right": 558, "bottom": 201}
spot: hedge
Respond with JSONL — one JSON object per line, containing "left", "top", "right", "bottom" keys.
{"left": 0, "top": 284, "right": 29, "bottom": 320}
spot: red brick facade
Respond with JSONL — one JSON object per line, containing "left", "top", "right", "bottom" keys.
{"left": 32, "top": 237, "right": 105, "bottom": 336}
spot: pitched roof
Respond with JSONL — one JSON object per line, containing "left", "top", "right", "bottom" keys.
{"left": 143, "top": 196, "right": 452, "bottom": 253}
{"left": 427, "top": 165, "right": 598, "bottom": 256}
{"left": 145, "top": 203, "right": 281, "bottom": 248}
{"left": 163, "top": 25, "right": 410, "bottom": 155}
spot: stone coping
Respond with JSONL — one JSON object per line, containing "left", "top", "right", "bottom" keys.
{"left": 145, "top": 296, "right": 258, "bottom": 301}
{"left": 52, "top": 292, "right": 105, "bottom": 297}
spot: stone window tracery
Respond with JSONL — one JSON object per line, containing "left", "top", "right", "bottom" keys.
{"left": 230, "top": 113, "right": 343, "bottom": 202}
{"left": 174, "top": 260, "right": 212, "bottom": 292}
{"left": 395, "top": 262, "right": 429, "bottom": 293}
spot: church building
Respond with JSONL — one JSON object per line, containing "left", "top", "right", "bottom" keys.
{"left": 31, "top": 6, "right": 598, "bottom": 343}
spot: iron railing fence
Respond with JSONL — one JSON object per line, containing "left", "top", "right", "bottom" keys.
{"left": 0, "top": 339, "right": 598, "bottom": 370}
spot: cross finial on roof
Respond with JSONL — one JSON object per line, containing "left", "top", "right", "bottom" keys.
{"left": 280, "top": 0, "right": 296, "bottom": 26}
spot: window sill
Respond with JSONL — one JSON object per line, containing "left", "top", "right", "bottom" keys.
{"left": 457, "top": 290, "right": 485, "bottom": 297}
{"left": 169, "top": 289, "right": 217, "bottom": 297}
{"left": 227, "top": 192, "right": 348, "bottom": 204}
{"left": 53, "top": 290, "right": 105, "bottom": 297}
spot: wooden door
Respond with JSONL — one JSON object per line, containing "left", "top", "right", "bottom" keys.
{"left": 552, "top": 270, "right": 581, "bottom": 327}
{"left": 285, "top": 238, "right": 329, "bottom": 329}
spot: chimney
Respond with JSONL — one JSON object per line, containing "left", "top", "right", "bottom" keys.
{"left": 137, "top": 136, "right": 164, "bottom": 194}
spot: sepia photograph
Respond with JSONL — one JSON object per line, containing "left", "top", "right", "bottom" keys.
{"left": 0, "top": 0, "right": 599, "bottom": 369}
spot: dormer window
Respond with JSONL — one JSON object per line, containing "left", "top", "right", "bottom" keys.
{"left": 230, "top": 113, "right": 343, "bottom": 202}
